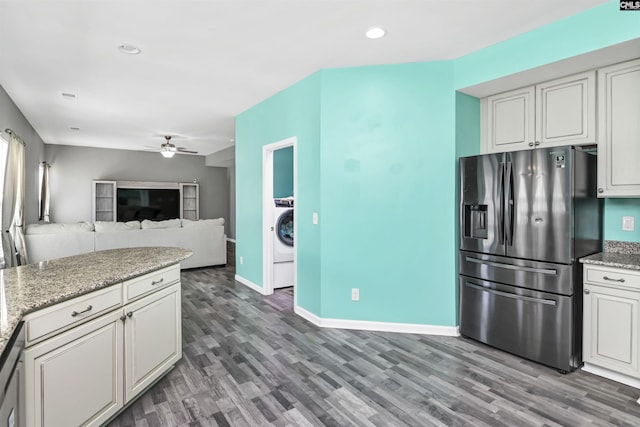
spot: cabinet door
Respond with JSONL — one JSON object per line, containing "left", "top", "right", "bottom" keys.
{"left": 24, "top": 311, "right": 123, "bottom": 427}
{"left": 597, "top": 59, "right": 640, "bottom": 197}
{"left": 536, "top": 71, "right": 596, "bottom": 147}
{"left": 0, "top": 361, "right": 20, "bottom": 427}
{"left": 486, "top": 86, "right": 535, "bottom": 153}
{"left": 583, "top": 284, "right": 640, "bottom": 377}
{"left": 124, "top": 283, "right": 182, "bottom": 402}
{"left": 180, "top": 182, "right": 199, "bottom": 220}
{"left": 93, "top": 180, "right": 117, "bottom": 222}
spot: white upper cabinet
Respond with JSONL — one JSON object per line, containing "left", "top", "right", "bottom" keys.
{"left": 597, "top": 58, "right": 640, "bottom": 197}
{"left": 486, "top": 87, "right": 535, "bottom": 152}
{"left": 483, "top": 71, "right": 596, "bottom": 153}
{"left": 536, "top": 72, "right": 596, "bottom": 147}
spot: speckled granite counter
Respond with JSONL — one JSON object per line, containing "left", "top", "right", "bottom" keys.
{"left": 580, "top": 252, "right": 640, "bottom": 270}
{"left": 580, "top": 240, "right": 640, "bottom": 270}
{"left": 0, "top": 247, "right": 192, "bottom": 358}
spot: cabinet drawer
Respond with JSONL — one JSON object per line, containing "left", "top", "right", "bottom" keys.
{"left": 585, "top": 266, "right": 640, "bottom": 289}
{"left": 24, "top": 285, "right": 122, "bottom": 346}
{"left": 123, "top": 264, "right": 180, "bottom": 303}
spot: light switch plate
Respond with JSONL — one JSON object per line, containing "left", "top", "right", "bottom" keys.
{"left": 312, "top": 212, "right": 318, "bottom": 225}
{"left": 623, "top": 216, "right": 635, "bottom": 231}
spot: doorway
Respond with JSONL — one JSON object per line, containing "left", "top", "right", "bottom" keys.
{"left": 262, "top": 137, "right": 296, "bottom": 296}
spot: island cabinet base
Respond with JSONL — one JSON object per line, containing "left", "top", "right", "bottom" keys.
{"left": 23, "top": 265, "right": 182, "bottom": 427}
{"left": 24, "top": 311, "right": 124, "bottom": 427}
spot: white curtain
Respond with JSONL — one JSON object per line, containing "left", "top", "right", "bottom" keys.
{"left": 39, "top": 162, "right": 50, "bottom": 222}
{"left": 2, "top": 133, "right": 27, "bottom": 267}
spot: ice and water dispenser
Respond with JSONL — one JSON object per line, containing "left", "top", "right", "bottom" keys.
{"left": 463, "top": 204, "right": 488, "bottom": 240}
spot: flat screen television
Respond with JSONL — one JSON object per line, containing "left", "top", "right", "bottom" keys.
{"left": 117, "top": 188, "right": 180, "bottom": 221}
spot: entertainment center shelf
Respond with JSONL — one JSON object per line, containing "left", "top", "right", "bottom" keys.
{"left": 92, "top": 180, "right": 200, "bottom": 222}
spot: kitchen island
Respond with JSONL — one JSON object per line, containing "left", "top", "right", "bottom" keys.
{"left": 0, "top": 246, "right": 192, "bottom": 427}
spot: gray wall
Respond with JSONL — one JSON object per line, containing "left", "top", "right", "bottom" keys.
{"left": 0, "top": 85, "right": 46, "bottom": 225}
{"left": 44, "top": 145, "right": 230, "bottom": 235}
{"left": 206, "top": 145, "right": 235, "bottom": 239}
{"left": 227, "top": 164, "right": 235, "bottom": 239}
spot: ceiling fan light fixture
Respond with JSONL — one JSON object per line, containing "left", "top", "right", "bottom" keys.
{"left": 160, "top": 135, "right": 177, "bottom": 158}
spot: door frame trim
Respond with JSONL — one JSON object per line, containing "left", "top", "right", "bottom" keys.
{"left": 262, "top": 137, "right": 297, "bottom": 296}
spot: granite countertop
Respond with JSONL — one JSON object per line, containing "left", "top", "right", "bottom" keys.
{"left": 580, "top": 241, "right": 640, "bottom": 270}
{"left": 580, "top": 252, "right": 640, "bottom": 270}
{"left": 0, "top": 246, "right": 192, "bottom": 357}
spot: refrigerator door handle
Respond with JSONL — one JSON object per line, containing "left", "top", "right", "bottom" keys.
{"left": 465, "top": 256, "right": 557, "bottom": 275}
{"left": 498, "top": 162, "right": 505, "bottom": 245}
{"left": 505, "top": 161, "right": 514, "bottom": 246}
{"left": 465, "top": 281, "right": 557, "bottom": 306}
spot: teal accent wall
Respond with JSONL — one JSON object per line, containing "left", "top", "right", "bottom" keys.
{"left": 319, "top": 62, "right": 457, "bottom": 325}
{"left": 235, "top": 0, "right": 640, "bottom": 326}
{"left": 235, "top": 73, "right": 322, "bottom": 314}
{"left": 454, "top": 92, "right": 481, "bottom": 319}
{"left": 455, "top": 1, "right": 640, "bottom": 89}
{"left": 273, "top": 146, "right": 294, "bottom": 198}
{"left": 604, "top": 199, "right": 640, "bottom": 242}
{"left": 455, "top": 93, "right": 481, "bottom": 159}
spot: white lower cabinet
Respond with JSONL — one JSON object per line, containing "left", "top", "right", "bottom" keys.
{"left": 24, "top": 311, "right": 124, "bottom": 427}
{"left": 583, "top": 265, "right": 640, "bottom": 385}
{"left": 23, "top": 267, "right": 182, "bottom": 427}
{"left": 124, "top": 284, "right": 181, "bottom": 401}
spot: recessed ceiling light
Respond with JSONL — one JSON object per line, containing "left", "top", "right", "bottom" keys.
{"left": 118, "top": 44, "right": 141, "bottom": 55}
{"left": 61, "top": 92, "right": 77, "bottom": 100}
{"left": 365, "top": 27, "right": 386, "bottom": 39}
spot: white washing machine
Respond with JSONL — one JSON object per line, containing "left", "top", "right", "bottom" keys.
{"left": 273, "top": 198, "right": 294, "bottom": 288}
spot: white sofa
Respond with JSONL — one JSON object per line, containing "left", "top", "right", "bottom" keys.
{"left": 25, "top": 218, "right": 226, "bottom": 269}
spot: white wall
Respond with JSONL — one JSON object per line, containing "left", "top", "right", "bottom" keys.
{"left": 0, "top": 85, "right": 46, "bottom": 225}
{"left": 44, "top": 144, "right": 230, "bottom": 235}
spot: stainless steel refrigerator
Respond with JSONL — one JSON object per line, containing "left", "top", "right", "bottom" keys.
{"left": 459, "top": 146, "right": 602, "bottom": 372}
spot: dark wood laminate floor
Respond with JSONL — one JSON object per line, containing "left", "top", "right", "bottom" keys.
{"left": 108, "top": 266, "right": 640, "bottom": 427}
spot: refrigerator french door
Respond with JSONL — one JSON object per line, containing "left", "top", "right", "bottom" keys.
{"left": 459, "top": 146, "right": 602, "bottom": 372}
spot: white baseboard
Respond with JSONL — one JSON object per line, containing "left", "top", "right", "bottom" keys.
{"left": 294, "top": 303, "right": 459, "bottom": 336}
{"left": 582, "top": 363, "right": 640, "bottom": 389}
{"left": 235, "top": 274, "right": 269, "bottom": 295}
{"left": 294, "top": 305, "right": 322, "bottom": 327}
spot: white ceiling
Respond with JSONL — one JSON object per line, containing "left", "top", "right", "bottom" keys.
{"left": 0, "top": 0, "right": 608, "bottom": 156}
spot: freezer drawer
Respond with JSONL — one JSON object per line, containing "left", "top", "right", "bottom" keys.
{"left": 459, "top": 276, "right": 578, "bottom": 372}
{"left": 459, "top": 250, "right": 574, "bottom": 295}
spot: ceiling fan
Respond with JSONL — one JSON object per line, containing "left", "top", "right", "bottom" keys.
{"left": 148, "top": 135, "right": 199, "bottom": 158}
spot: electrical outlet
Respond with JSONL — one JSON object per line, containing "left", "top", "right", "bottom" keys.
{"left": 312, "top": 212, "right": 319, "bottom": 225}
{"left": 351, "top": 288, "right": 360, "bottom": 301}
{"left": 623, "top": 216, "right": 635, "bottom": 232}
{"left": 239, "top": 256, "right": 244, "bottom": 265}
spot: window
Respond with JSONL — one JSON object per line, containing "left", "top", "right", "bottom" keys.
{"left": 38, "top": 161, "right": 50, "bottom": 222}
{"left": 0, "top": 134, "right": 8, "bottom": 266}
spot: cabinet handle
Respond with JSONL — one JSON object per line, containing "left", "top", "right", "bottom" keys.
{"left": 71, "top": 305, "right": 93, "bottom": 317}
{"left": 151, "top": 278, "right": 164, "bottom": 286}
{"left": 535, "top": 141, "right": 540, "bottom": 146}
{"left": 584, "top": 289, "right": 590, "bottom": 295}
{"left": 528, "top": 142, "right": 534, "bottom": 147}
{"left": 603, "top": 276, "right": 625, "bottom": 283}
{"left": 127, "top": 311, "right": 133, "bottom": 318}
{"left": 120, "top": 315, "right": 127, "bottom": 321}
{"left": 598, "top": 188, "right": 604, "bottom": 193}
